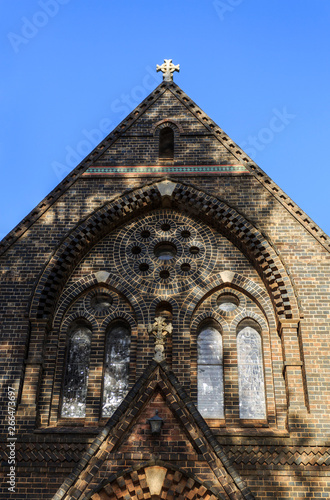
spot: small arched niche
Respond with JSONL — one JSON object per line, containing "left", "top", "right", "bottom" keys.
{"left": 236, "top": 319, "right": 266, "bottom": 419}
{"left": 61, "top": 321, "right": 92, "bottom": 418}
{"left": 159, "top": 126, "right": 174, "bottom": 160}
{"left": 155, "top": 301, "right": 173, "bottom": 321}
{"left": 102, "top": 320, "right": 131, "bottom": 417}
{"left": 197, "top": 320, "right": 224, "bottom": 419}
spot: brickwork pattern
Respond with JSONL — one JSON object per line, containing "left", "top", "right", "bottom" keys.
{"left": 29, "top": 182, "right": 299, "bottom": 324}
{"left": 51, "top": 363, "right": 254, "bottom": 500}
{"left": 0, "top": 79, "right": 329, "bottom": 500}
{"left": 91, "top": 466, "right": 227, "bottom": 500}
{"left": 28, "top": 206, "right": 292, "bottom": 434}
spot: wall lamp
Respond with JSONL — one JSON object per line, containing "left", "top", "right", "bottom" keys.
{"left": 147, "top": 410, "right": 164, "bottom": 434}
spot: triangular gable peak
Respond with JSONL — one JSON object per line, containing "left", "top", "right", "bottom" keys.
{"left": 1, "top": 80, "right": 329, "bottom": 256}
{"left": 52, "top": 361, "right": 254, "bottom": 500}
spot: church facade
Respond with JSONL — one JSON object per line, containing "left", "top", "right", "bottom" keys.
{"left": 0, "top": 61, "right": 329, "bottom": 499}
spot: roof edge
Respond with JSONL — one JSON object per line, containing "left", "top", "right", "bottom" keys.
{"left": 165, "top": 83, "right": 330, "bottom": 253}
{"left": 0, "top": 81, "right": 169, "bottom": 256}
{"left": 1, "top": 80, "right": 329, "bottom": 256}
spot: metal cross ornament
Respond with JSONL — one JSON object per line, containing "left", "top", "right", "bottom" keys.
{"left": 148, "top": 316, "right": 173, "bottom": 362}
{"left": 156, "top": 59, "right": 180, "bottom": 82}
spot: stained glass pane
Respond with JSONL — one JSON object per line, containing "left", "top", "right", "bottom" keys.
{"left": 198, "top": 327, "right": 222, "bottom": 364}
{"left": 102, "top": 324, "right": 130, "bottom": 417}
{"left": 197, "top": 326, "right": 224, "bottom": 418}
{"left": 61, "top": 327, "right": 91, "bottom": 418}
{"left": 237, "top": 326, "right": 266, "bottom": 419}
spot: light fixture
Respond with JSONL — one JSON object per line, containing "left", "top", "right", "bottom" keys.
{"left": 147, "top": 410, "right": 164, "bottom": 434}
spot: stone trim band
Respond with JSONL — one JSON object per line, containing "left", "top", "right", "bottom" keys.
{"left": 82, "top": 164, "right": 249, "bottom": 176}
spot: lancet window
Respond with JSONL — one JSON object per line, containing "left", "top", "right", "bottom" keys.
{"left": 197, "top": 322, "right": 224, "bottom": 419}
{"left": 61, "top": 324, "right": 92, "bottom": 418}
{"left": 102, "top": 321, "right": 131, "bottom": 417}
{"left": 237, "top": 320, "right": 266, "bottom": 419}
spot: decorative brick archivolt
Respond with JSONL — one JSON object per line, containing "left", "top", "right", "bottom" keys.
{"left": 230, "top": 311, "right": 268, "bottom": 333}
{"left": 148, "top": 296, "right": 179, "bottom": 323}
{"left": 29, "top": 181, "right": 299, "bottom": 325}
{"left": 100, "top": 312, "right": 136, "bottom": 332}
{"left": 53, "top": 272, "right": 137, "bottom": 330}
{"left": 184, "top": 273, "right": 276, "bottom": 332}
{"left": 170, "top": 183, "right": 300, "bottom": 322}
{"left": 152, "top": 118, "right": 183, "bottom": 135}
{"left": 61, "top": 312, "right": 99, "bottom": 334}
{"left": 190, "top": 312, "right": 229, "bottom": 338}
{"left": 88, "top": 464, "right": 228, "bottom": 500}
{"left": 210, "top": 287, "right": 247, "bottom": 320}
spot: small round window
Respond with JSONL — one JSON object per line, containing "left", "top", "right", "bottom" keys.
{"left": 131, "top": 245, "right": 142, "bottom": 255}
{"left": 91, "top": 294, "right": 113, "bottom": 312}
{"left": 154, "top": 242, "right": 177, "bottom": 261}
{"left": 141, "top": 230, "right": 151, "bottom": 239}
{"left": 181, "top": 230, "right": 191, "bottom": 239}
{"left": 217, "top": 294, "right": 239, "bottom": 312}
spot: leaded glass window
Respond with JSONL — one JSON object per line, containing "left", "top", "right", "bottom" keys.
{"left": 61, "top": 326, "right": 91, "bottom": 418}
{"left": 237, "top": 323, "right": 266, "bottom": 419}
{"left": 197, "top": 324, "right": 224, "bottom": 418}
{"left": 102, "top": 322, "right": 130, "bottom": 417}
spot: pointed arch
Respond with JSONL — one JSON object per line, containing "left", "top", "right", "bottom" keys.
{"left": 89, "top": 463, "right": 227, "bottom": 500}
{"left": 187, "top": 272, "right": 277, "bottom": 332}
{"left": 29, "top": 180, "right": 299, "bottom": 324}
{"left": 53, "top": 271, "right": 141, "bottom": 330}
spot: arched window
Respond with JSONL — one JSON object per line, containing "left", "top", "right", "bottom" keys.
{"left": 61, "top": 324, "right": 92, "bottom": 418}
{"left": 197, "top": 323, "right": 224, "bottom": 418}
{"left": 237, "top": 321, "right": 266, "bottom": 419}
{"left": 102, "top": 321, "right": 131, "bottom": 417}
{"left": 159, "top": 127, "right": 174, "bottom": 160}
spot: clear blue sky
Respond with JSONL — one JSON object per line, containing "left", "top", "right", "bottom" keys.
{"left": 1, "top": 1, "right": 330, "bottom": 240}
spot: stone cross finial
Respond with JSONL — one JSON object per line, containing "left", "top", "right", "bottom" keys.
{"left": 156, "top": 59, "right": 180, "bottom": 82}
{"left": 148, "top": 316, "right": 173, "bottom": 362}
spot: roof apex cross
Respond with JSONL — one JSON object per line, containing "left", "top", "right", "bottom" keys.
{"left": 156, "top": 59, "right": 180, "bottom": 82}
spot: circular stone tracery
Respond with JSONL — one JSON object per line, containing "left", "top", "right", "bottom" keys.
{"left": 113, "top": 210, "right": 217, "bottom": 294}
